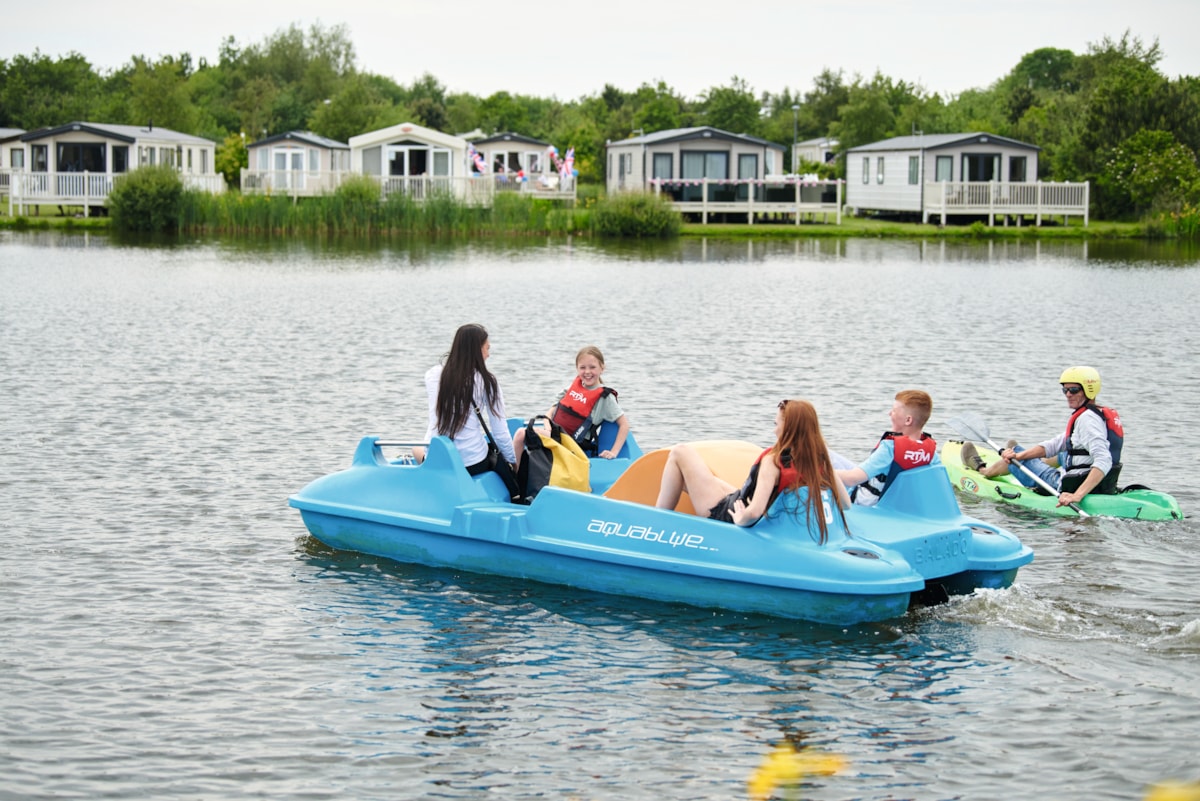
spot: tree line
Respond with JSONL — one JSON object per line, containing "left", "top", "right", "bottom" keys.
{"left": 2, "top": 24, "right": 1198, "bottom": 219}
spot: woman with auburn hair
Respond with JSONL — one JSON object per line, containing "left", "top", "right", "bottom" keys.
{"left": 654, "top": 399, "right": 850, "bottom": 543}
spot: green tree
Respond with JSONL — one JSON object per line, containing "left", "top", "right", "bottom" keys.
{"left": 797, "top": 69, "right": 849, "bottom": 140}
{"left": 214, "top": 131, "right": 248, "bottom": 188}
{"left": 308, "top": 74, "right": 403, "bottom": 142}
{"left": 0, "top": 51, "right": 105, "bottom": 128}
{"left": 830, "top": 74, "right": 896, "bottom": 151}
{"left": 443, "top": 92, "right": 482, "bottom": 135}
{"left": 631, "top": 81, "right": 685, "bottom": 134}
{"left": 478, "top": 91, "right": 531, "bottom": 134}
{"left": 1096, "top": 129, "right": 1200, "bottom": 218}
{"left": 234, "top": 76, "right": 279, "bottom": 139}
{"left": 127, "top": 55, "right": 198, "bottom": 132}
{"left": 700, "top": 76, "right": 760, "bottom": 135}
{"left": 1000, "top": 47, "right": 1079, "bottom": 93}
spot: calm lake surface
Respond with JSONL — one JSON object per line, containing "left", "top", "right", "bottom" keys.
{"left": 2, "top": 231, "right": 1198, "bottom": 800}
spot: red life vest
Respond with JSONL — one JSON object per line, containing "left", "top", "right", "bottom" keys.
{"left": 853, "top": 431, "right": 937, "bottom": 504}
{"left": 757, "top": 447, "right": 801, "bottom": 494}
{"left": 551, "top": 376, "right": 616, "bottom": 437}
{"left": 732, "top": 448, "right": 801, "bottom": 507}
{"left": 1064, "top": 403, "right": 1124, "bottom": 468}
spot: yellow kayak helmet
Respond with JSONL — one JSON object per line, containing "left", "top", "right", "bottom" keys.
{"left": 1059, "top": 365, "right": 1101, "bottom": 399}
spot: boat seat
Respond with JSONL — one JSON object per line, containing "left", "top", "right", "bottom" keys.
{"left": 603, "top": 440, "right": 760, "bottom": 514}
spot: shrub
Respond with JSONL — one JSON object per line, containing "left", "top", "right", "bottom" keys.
{"left": 1096, "top": 129, "right": 1200, "bottom": 219}
{"left": 328, "top": 175, "right": 382, "bottom": 234}
{"left": 590, "top": 191, "right": 681, "bottom": 238}
{"left": 1154, "top": 203, "right": 1200, "bottom": 239}
{"left": 108, "top": 165, "right": 184, "bottom": 232}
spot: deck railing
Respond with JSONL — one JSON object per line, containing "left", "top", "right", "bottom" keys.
{"left": 650, "top": 177, "right": 843, "bottom": 224}
{"left": 923, "top": 180, "right": 1089, "bottom": 226}
{"left": 2, "top": 168, "right": 226, "bottom": 216}
{"left": 239, "top": 170, "right": 577, "bottom": 204}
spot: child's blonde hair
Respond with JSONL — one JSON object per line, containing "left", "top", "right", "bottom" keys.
{"left": 575, "top": 346, "right": 606, "bottom": 380}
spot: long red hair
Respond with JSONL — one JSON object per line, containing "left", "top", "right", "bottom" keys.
{"left": 771, "top": 399, "right": 847, "bottom": 544}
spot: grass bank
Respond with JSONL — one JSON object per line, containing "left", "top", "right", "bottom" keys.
{"left": 0, "top": 196, "right": 1183, "bottom": 241}
{"left": 682, "top": 217, "right": 1146, "bottom": 239}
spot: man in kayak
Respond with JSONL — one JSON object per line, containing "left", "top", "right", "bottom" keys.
{"left": 834, "top": 389, "right": 938, "bottom": 506}
{"left": 961, "top": 366, "right": 1124, "bottom": 507}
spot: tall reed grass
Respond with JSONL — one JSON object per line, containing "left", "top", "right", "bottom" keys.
{"left": 176, "top": 176, "right": 614, "bottom": 237}
{"left": 174, "top": 176, "right": 687, "bottom": 238}
{"left": 1148, "top": 203, "right": 1200, "bottom": 239}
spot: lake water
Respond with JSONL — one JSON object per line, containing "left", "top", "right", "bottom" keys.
{"left": 2, "top": 231, "right": 1198, "bottom": 800}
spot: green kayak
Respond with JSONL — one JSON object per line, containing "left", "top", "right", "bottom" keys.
{"left": 942, "top": 440, "right": 1183, "bottom": 521}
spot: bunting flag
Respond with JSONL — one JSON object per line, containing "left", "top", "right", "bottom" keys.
{"left": 549, "top": 144, "right": 565, "bottom": 175}
{"left": 468, "top": 143, "right": 488, "bottom": 174}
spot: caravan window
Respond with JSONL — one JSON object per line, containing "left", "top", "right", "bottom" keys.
{"left": 908, "top": 156, "right": 919, "bottom": 184}
{"left": 738, "top": 154, "right": 757, "bottom": 179}
{"left": 652, "top": 153, "right": 672, "bottom": 179}
{"left": 113, "top": 146, "right": 128, "bottom": 173}
{"left": 876, "top": 157, "right": 885, "bottom": 184}
{"left": 862, "top": 157, "right": 869, "bottom": 184}
{"left": 1009, "top": 156, "right": 1027, "bottom": 182}
{"left": 935, "top": 156, "right": 952, "bottom": 181}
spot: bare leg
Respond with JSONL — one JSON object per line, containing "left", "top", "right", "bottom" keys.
{"left": 512, "top": 427, "right": 526, "bottom": 471}
{"left": 655, "top": 444, "right": 736, "bottom": 513}
{"left": 980, "top": 459, "right": 1009, "bottom": 478}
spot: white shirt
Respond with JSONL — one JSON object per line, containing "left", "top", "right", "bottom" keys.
{"left": 1038, "top": 407, "right": 1113, "bottom": 477}
{"left": 425, "top": 364, "right": 516, "bottom": 467}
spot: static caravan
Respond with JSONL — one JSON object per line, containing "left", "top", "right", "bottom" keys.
{"left": 244, "top": 131, "right": 350, "bottom": 194}
{"left": 794, "top": 136, "right": 838, "bottom": 167}
{"left": 350, "top": 123, "right": 467, "bottom": 185}
{"left": 473, "top": 132, "right": 550, "bottom": 176}
{"left": 845, "top": 133, "right": 1039, "bottom": 216}
{"left": 605, "top": 127, "right": 785, "bottom": 197}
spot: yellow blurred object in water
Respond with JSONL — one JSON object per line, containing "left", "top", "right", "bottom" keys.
{"left": 747, "top": 744, "right": 847, "bottom": 801}
{"left": 1145, "top": 781, "right": 1200, "bottom": 801}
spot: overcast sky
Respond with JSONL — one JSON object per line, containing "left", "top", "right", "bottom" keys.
{"left": 3, "top": 0, "right": 1197, "bottom": 103}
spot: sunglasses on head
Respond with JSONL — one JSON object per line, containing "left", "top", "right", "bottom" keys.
{"left": 1062, "top": 385, "right": 1084, "bottom": 395}
{"left": 778, "top": 399, "right": 789, "bottom": 410}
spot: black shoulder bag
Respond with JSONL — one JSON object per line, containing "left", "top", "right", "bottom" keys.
{"left": 472, "top": 404, "right": 522, "bottom": 503}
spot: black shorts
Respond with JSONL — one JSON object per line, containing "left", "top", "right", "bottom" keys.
{"left": 707, "top": 492, "right": 740, "bottom": 523}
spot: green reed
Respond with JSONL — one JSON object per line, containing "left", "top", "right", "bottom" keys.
{"left": 1151, "top": 204, "right": 1200, "bottom": 239}
{"left": 177, "top": 178, "right": 607, "bottom": 237}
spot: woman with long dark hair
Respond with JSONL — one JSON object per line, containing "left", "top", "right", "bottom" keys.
{"left": 654, "top": 399, "right": 850, "bottom": 543}
{"left": 424, "top": 324, "right": 516, "bottom": 479}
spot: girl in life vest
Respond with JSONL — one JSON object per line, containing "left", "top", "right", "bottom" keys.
{"left": 513, "top": 346, "right": 630, "bottom": 468}
{"left": 655, "top": 399, "right": 851, "bottom": 542}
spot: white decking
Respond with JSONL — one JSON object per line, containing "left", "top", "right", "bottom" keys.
{"left": 923, "top": 181, "right": 1089, "bottom": 226}
{"left": 650, "top": 178, "right": 843, "bottom": 224}
{"left": 240, "top": 169, "right": 577, "bottom": 203}
{"left": 2, "top": 169, "right": 226, "bottom": 216}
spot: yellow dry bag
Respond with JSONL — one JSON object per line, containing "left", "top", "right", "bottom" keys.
{"left": 516, "top": 416, "right": 591, "bottom": 503}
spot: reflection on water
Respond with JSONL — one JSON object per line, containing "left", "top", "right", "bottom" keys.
{"left": 2, "top": 230, "right": 1198, "bottom": 800}
{"left": 19, "top": 226, "right": 1200, "bottom": 266}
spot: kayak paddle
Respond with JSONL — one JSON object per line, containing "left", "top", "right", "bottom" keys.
{"left": 948, "top": 412, "right": 1090, "bottom": 518}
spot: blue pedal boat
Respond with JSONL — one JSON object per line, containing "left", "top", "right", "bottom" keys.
{"left": 289, "top": 423, "right": 1033, "bottom": 625}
